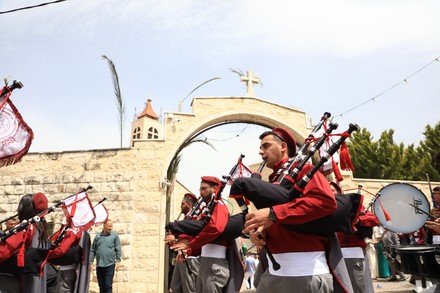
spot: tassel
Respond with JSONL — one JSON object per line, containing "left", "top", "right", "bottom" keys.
{"left": 332, "top": 160, "right": 343, "bottom": 182}
{"left": 378, "top": 198, "right": 392, "bottom": 221}
{"left": 339, "top": 142, "right": 355, "bottom": 171}
{"left": 17, "top": 245, "right": 25, "bottom": 267}
{"left": 17, "top": 225, "right": 31, "bottom": 267}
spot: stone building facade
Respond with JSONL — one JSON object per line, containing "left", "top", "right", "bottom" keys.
{"left": 0, "top": 95, "right": 437, "bottom": 292}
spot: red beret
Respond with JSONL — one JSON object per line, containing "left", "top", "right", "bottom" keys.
{"left": 272, "top": 127, "right": 296, "bottom": 156}
{"left": 183, "top": 193, "right": 197, "bottom": 204}
{"left": 329, "top": 181, "right": 343, "bottom": 194}
{"left": 201, "top": 176, "right": 221, "bottom": 186}
{"left": 32, "top": 192, "right": 48, "bottom": 214}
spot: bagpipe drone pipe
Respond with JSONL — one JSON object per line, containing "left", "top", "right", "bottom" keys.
{"left": 166, "top": 121, "right": 362, "bottom": 242}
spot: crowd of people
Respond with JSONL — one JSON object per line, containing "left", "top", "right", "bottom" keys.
{"left": 0, "top": 192, "right": 121, "bottom": 293}
{"left": 164, "top": 126, "right": 440, "bottom": 293}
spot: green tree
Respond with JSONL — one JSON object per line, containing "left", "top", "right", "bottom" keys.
{"left": 374, "top": 130, "right": 405, "bottom": 179}
{"left": 102, "top": 55, "right": 126, "bottom": 148}
{"left": 346, "top": 128, "right": 378, "bottom": 178}
{"left": 347, "top": 123, "right": 440, "bottom": 181}
{"left": 418, "top": 122, "right": 440, "bottom": 181}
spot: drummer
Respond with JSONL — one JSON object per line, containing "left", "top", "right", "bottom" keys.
{"left": 430, "top": 186, "right": 440, "bottom": 217}
{"left": 426, "top": 187, "right": 440, "bottom": 244}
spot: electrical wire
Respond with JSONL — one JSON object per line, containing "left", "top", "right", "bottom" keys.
{"left": 0, "top": 0, "right": 67, "bottom": 15}
{"left": 336, "top": 56, "right": 440, "bottom": 118}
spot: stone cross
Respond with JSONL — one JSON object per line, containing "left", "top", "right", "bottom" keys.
{"left": 240, "top": 70, "right": 261, "bottom": 97}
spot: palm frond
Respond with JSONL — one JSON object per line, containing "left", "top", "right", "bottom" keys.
{"left": 102, "top": 55, "right": 126, "bottom": 147}
{"left": 229, "top": 68, "right": 244, "bottom": 77}
{"left": 102, "top": 55, "right": 123, "bottom": 112}
{"left": 182, "top": 77, "right": 221, "bottom": 102}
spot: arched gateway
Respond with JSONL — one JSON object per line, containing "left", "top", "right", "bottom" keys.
{"left": 132, "top": 96, "right": 314, "bottom": 293}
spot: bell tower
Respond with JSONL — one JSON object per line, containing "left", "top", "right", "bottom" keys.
{"left": 130, "top": 99, "right": 162, "bottom": 147}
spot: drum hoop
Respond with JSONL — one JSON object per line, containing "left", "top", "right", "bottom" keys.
{"left": 396, "top": 246, "right": 435, "bottom": 251}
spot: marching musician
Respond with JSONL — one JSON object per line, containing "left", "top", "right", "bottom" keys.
{"left": 331, "top": 182, "right": 379, "bottom": 293}
{"left": 425, "top": 220, "right": 440, "bottom": 234}
{"left": 48, "top": 220, "right": 91, "bottom": 293}
{"left": 426, "top": 186, "right": 440, "bottom": 243}
{"left": 171, "top": 176, "right": 231, "bottom": 293}
{"left": 242, "top": 128, "right": 345, "bottom": 293}
{"left": 166, "top": 193, "right": 199, "bottom": 293}
{"left": 0, "top": 193, "right": 50, "bottom": 293}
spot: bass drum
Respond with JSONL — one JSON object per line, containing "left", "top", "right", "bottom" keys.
{"left": 373, "top": 183, "right": 429, "bottom": 234}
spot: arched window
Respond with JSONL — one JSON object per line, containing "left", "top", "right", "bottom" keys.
{"left": 133, "top": 127, "right": 141, "bottom": 140}
{"left": 147, "top": 127, "right": 159, "bottom": 139}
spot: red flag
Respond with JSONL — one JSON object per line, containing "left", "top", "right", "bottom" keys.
{"left": 0, "top": 86, "right": 33, "bottom": 167}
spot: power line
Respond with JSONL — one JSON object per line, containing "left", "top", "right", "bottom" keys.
{"left": 336, "top": 56, "right": 440, "bottom": 118}
{"left": 0, "top": 0, "right": 67, "bottom": 15}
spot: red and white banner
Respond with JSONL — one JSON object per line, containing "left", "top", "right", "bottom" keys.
{"left": 0, "top": 90, "right": 34, "bottom": 167}
{"left": 228, "top": 162, "right": 252, "bottom": 185}
{"left": 62, "top": 192, "right": 96, "bottom": 230}
{"left": 93, "top": 201, "right": 109, "bottom": 225}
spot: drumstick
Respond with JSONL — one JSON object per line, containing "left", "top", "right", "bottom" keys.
{"left": 426, "top": 173, "right": 437, "bottom": 208}
{"left": 408, "top": 202, "right": 438, "bottom": 220}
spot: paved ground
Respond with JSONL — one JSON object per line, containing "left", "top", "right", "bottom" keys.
{"left": 239, "top": 274, "right": 438, "bottom": 292}
{"left": 373, "top": 276, "right": 416, "bottom": 292}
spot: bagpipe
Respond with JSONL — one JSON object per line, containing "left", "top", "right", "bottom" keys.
{"left": 0, "top": 188, "right": 90, "bottom": 276}
{"left": 1, "top": 203, "right": 60, "bottom": 243}
{"left": 0, "top": 186, "right": 94, "bottom": 242}
{"left": 0, "top": 186, "right": 108, "bottom": 275}
{"left": 165, "top": 156, "right": 249, "bottom": 239}
{"left": 229, "top": 123, "right": 362, "bottom": 236}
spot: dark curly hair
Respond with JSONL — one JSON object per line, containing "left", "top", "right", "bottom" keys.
{"left": 17, "top": 194, "right": 49, "bottom": 241}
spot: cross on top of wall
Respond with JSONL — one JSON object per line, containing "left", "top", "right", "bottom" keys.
{"left": 240, "top": 70, "right": 261, "bottom": 97}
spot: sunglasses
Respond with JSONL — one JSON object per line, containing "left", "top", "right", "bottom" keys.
{"left": 199, "top": 186, "right": 210, "bottom": 191}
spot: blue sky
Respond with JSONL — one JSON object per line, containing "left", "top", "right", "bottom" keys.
{"left": 1, "top": 0, "right": 439, "bottom": 193}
